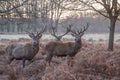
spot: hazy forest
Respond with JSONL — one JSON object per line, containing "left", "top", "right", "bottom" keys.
{"left": 0, "top": 0, "right": 120, "bottom": 80}
{"left": 0, "top": 0, "right": 120, "bottom": 33}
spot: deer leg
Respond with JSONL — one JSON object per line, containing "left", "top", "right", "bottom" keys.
{"left": 66, "top": 56, "right": 71, "bottom": 66}
{"left": 22, "top": 59, "right": 26, "bottom": 68}
{"left": 67, "top": 56, "right": 74, "bottom": 67}
{"left": 8, "top": 56, "right": 14, "bottom": 64}
{"left": 45, "top": 54, "right": 53, "bottom": 65}
{"left": 29, "top": 59, "right": 34, "bottom": 63}
{"left": 70, "top": 57, "right": 74, "bottom": 67}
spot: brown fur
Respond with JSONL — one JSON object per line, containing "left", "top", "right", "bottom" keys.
{"left": 45, "top": 40, "right": 81, "bottom": 64}
{"left": 12, "top": 43, "right": 39, "bottom": 60}
{"left": 6, "top": 31, "right": 44, "bottom": 68}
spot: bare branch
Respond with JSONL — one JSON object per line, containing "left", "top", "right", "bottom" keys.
{"left": 0, "top": 0, "right": 29, "bottom": 13}
{"left": 79, "top": 0, "right": 109, "bottom": 18}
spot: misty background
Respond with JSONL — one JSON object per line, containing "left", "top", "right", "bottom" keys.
{"left": 0, "top": 0, "right": 120, "bottom": 34}
{"left": 0, "top": 14, "right": 120, "bottom": 33}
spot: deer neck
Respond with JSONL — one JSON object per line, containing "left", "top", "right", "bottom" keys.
{"left": 32, "top": 43, "right": 39, "bottom": 54}
{"left": 74, "top": 39, "right": 81, "bottom": 53}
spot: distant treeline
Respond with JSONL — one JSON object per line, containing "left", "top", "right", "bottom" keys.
{"left": 0, "top": 16, "right": 120, "bottom": 33}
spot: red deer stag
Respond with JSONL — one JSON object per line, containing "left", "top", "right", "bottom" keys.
{"left": 6, "top": 26, "right": 46, "bottom": 68}
{"left": 45, "top": 23, "right": 89, "bottom": 65}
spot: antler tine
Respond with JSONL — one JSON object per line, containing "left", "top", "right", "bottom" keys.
{"left": 68, "top": 24, "right": 72, "bottom": 31}
{"left": 51, "top": 26, "right": 58, "bottom": 38}
{"left": 69, "top": 25, "right": 77, "bottom": 35}
{"left": 37, "top": 24, "right": 46, "bottom": 36}
{"left": 37, "top": 32, "right": 39, "bottom": 34}
{"left": 70, "top": 29, "right": 77, "bottom": 35}
{"left": 51, "top": 26, "right": 55, "bottom": 35}
{"left": 41, "top": 24, "right": 46, "bottom": 33}
{"left": 36, "top": 31, "right": 40, "bottom": 36}
{"left": 25, "top": 31, "right": 35, "bottom": 38}
{"left": 59, "top": 25, "right": 71, "bottom": 37}
{"left": 26, "top": 31, "right": 30, "bottom": 34}
{"left": 51, "top": 26, "right": 63, "bottom": 41}
{"left": 80, "top": 23, "right": 89, "bottom": 34}
{"left": 77, "top": 29, "right": 81, "bottom": 34}
{"left": 69, "top": 24, "right": 72, "bottom": 29}
{"left": 26, "top": 31, "right": 34, "bottom": 35}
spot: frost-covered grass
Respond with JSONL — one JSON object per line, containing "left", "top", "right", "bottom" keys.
{"left": 0, "top": 33, "right": 120, "bottom": 41}
{"left": 1, "top": 33, "right": 120, "bottom": 46}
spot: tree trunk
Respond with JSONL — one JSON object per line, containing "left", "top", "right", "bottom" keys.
{"left": 108, "top": 18, "right": 116, "bottom": 51}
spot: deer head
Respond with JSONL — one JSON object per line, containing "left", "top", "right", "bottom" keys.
{"left": 70, "top": 23, "right": 89, "bottom": 42}
{"left": 26, "top": 26, "right": 46, "bottom": 46}
{"left": 51, "top": 25, "right": 71, "bottom": 41}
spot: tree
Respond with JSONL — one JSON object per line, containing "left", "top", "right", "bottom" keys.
{"left": 38, "top": 0, "right": 72, "bottom": 32}
{"left": 0, "top": 0, "right": 29, "bottom": 32}
{"left": 0, "top": 0, "right": 74, "bottom": 33}
{"left": 79, "top": 0, "right": 120, "bottom": 51}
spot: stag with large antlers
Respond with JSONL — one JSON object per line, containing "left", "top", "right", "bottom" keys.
{"left": 45, "top": 23, "right": 89, "bottom": 65}
{"left": 6, "top": 26, "right": 46, "bottom": 68}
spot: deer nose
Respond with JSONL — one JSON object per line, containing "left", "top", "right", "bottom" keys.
{"left": 75, "top": 38, "right": 78, "bottom": 41}
{"left": 32, "top": 40, "right": 38, "bottom": 45}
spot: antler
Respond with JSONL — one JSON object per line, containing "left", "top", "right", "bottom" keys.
{"left": 70, "top": 23, "right": 89, "bottom": 36}
{"left": 79, "top": 23, "right": 89, "bottom": 34}
{"left": 51, "top": 26, "right": 57, "bottom": 38}
{"left": 51, "top": 25, "right": 71, "bottom": 41}
{"left": 51, "top": 26, "right": 62, "bottom": 41}
{"left": 26, "top": 31, "right": 34, "bottom": 37}
{"left": 60, "top": 25, "right": 71, "bottom": 36}
{"left": 37, "top": 24, "right": 46, "bottom": 36}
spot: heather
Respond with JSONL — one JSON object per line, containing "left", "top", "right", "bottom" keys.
{"left": 0, "top": 38, "right": 120, "bottom": 80}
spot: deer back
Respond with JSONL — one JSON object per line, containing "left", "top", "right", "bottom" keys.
{"left": 45, "top": 41, "right": 75, "bottom": 57}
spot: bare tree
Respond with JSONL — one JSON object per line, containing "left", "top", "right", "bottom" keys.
{"left": 48, "top": 0, "right": 66, "bottom": 32}
{"left": 0, "top": 0, "right": 29, "bottom": 32}
{"left": 78, "top": 0, "right": 120, "bottom": 51}
{"left": 0, "top": 0, "right": 74, "bottom": 33}
{"left": 37, "top": 0, "right": 71, "bottom": 32}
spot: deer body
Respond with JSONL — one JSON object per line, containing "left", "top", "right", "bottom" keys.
{"left": 6, "top": 44, "right": 22, "bottom": 58}
{"left": 45, "top": 38, "right": 82, "bottom": 64}
{"left": 45, "top": 23, "right": 89, "bottom": 64}
{"left": 45, "top": 40, "right": 81, "bottom": 57}
{"left": 6, "top": 26, "right": 45, "bottom": 68}
{"left": 6, "top": 39, "right": 40, "bottom": 68}
{"left": 12, "top": 43, "right": 39, "bottom": 60}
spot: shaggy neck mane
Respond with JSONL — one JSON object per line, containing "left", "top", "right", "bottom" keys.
{"left": 72, "top": 39, "right": 82, "bottom": 56}
{"left": 32, "top": 43, "right": 39, "bottom": 54}
{"left": 26, "top": 42, "right": 39, "bottom": 54}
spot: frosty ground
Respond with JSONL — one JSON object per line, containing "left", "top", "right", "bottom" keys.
{"left": 0, "top": 34, "right": 120, "bottom": 80}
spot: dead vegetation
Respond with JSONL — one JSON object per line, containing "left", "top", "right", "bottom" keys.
{"left": 0, "top": 39, "right": 120, "bottom": 80}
